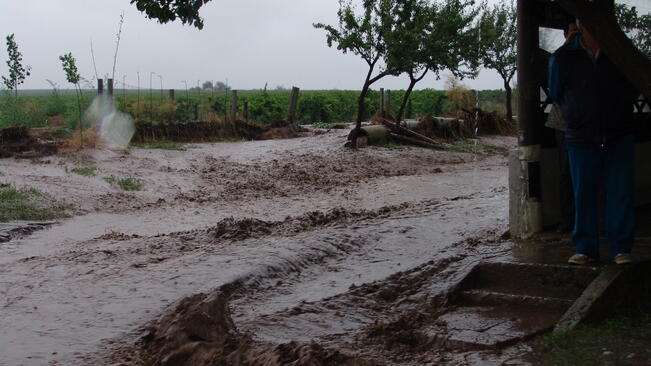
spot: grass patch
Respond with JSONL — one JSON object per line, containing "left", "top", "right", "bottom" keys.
{"left": 0, "top": 185, "right": 70, "bottom": 222}
{"left": 531, "top": 314, "right": 651, "bottom": 366}
{"left": 440, "top": 138, "right": 509, "bottom": 155}
{"left": 377, "top": 141, "right": 406, "bottom": 150}
{"left": 312, "top": 122, "right": 347, "bottom": 129}
{"left": 104, "top": 176, "right": 143, "bottom": 191}
{"left": 131, "top": 141, "right": 187, "bottom": 151}
{"left": 70, "top": 166, "right": 97, "bottom": 176}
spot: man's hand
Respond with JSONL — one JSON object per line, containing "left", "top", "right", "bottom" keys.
{"left": 565, "top": 23, "right": 579, "bottom": 44}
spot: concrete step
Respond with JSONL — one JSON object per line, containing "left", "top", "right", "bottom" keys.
{"left": 455, "top": 262, "right": 599, "bottom": 300}
{"left": 457, "top": 289, "right": 574, "bottom": 311}
{"left": 430, "top": 304, "right": 562, "bottom": 350}
{"left": 430, "top": 261, "right": 601, "bottom": 350}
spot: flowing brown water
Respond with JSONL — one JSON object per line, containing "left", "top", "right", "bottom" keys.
{"left": 0, "top": 131, "right": 518, "bottom": 365}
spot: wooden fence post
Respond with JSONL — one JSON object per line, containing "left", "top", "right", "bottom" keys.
{"left": 107, "top": 78, "right": 114, "bottom": 96}
{"left": 386, "top": 89, "right": 391, "bottom": 115}
{"left": 98, "top": 79, "right": 104, "bottom": 95}
{"left": 288, "top": 86, "right": 300, "bottom": 123}
{"left": 380, "top": 88, "right": 385, "bottom": 118}
{"left": 231, "top": 90, "right": 238, "bottom": 122}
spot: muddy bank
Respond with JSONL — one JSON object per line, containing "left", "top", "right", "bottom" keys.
{"left": 132, "top": 119, "right": 307, "bottom": 143}
{"left": 175, "top": 149, "right": 464, "bottom": 204}
{"left": 0, "top": 221, "right": 55, "bottom": 243}
{"left": 118, "top": 291, "right": 379, "bottom": 366}
{"left": 207, "top": 201, "right": 431, "bottom": 241}
{"left": 0, "top": 126, "right": 58, "bottom": 158}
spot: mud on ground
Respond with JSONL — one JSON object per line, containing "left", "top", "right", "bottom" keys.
{"left": 0, "top": 130, "right": 519, "bottom": 365}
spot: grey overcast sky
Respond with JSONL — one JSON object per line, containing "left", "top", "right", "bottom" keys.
{"left": 0, "top": 0, "right": 648, "bottom": 91}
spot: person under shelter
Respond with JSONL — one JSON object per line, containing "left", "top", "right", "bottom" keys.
{"left": 548, "top": 20, "right": 639, "bottom": 265}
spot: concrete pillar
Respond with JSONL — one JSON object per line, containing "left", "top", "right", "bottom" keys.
{"left": 510, "top": 0, "right": 543, "bottom": 238}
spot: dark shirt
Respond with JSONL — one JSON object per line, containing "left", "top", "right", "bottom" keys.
{"left": 549, "top": 36, "right": 638, "bottom": 147}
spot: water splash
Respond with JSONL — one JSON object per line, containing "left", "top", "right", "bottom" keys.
{"left": 84, "top": 95, "right": 135, "bottom": 149}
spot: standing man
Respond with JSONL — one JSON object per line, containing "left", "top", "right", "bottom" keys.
{"left": 549, "top": 20, "right": 638, "bottom": 265}
{"left": 545, "top": 23, "right": 579, "bottom": 233}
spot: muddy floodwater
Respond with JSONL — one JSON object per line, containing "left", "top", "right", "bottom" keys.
{"left": 0, "top": 130, "right": 526, "bottom": 365}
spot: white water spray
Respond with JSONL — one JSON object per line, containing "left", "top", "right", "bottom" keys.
{"left": 84, "top": 94, "right": 135, "bottom": 149}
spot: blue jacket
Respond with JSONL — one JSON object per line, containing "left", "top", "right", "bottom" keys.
{"left": 549, "top": 36, "right": 638, "bottom": 147}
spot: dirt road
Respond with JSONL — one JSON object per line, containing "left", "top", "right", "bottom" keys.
{"left": 0, "top": 130, "right": 520, "bottom": 365}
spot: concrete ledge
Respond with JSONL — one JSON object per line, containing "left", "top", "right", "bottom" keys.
{"left": 555, "top": 260, "right": 651, "bottom": 332}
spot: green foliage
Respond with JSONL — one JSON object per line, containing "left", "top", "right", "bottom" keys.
{"left": 386, "top": 0, "right": 481, "bottom": 120}
{"left": 131, "top": 141, "right": 187, "bottom": 150}
{"left": 0, "top": 95, "right": 49, "bottom": 128}
{"left": 59, "top": 52, "right": 84, "bottom": 144}
{"left": 242, "top": 89, "right": 286, "bottom": 123}
{"left": 314, "top": 0, "right": 392, "bottom": 68}
{"left": 70, "top": 166, "right": 97, "bottom": 176}
{"left": 131, "top": 0, "right": 212, "bottom": 29}
{"left": 43, "top": 81, "right": 68, "bottom": 117}
{"left": 478, "top": 1, "right": 517, "bottom": 84}
{"left": 2, "top": 34, "right": 31, "bottom": 96}
{"left": 314, "top": 0, "right": 402, "bottom": 126}
{"left": 104, "top": 176, "right": 143, "bottom": 191}
{"left": 377, "top": 141, "right": 405, "bottom": 149}
{"left": 440, "top": 138, "right": 509, "bottom": 155}
{"left": 312, "top": 121, "right": 348, "bottom": 129}
{"left": 59, "top": 53, "right": 80, "bottom": 85}
{"left": 315, "top": 0, "right": 482, "bottom": 126}
{"left": 0, "top": 88, "right": 509, "bottom": 130}
{"left": 0, "top": 185, "right": 70, "bottom": 222}
{"left": 616, "top": 4, "right": 651, "bottom": 57}
{"left": 478, "top": 1, "right": 517, "bottom": 120}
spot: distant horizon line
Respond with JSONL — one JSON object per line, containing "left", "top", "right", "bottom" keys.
{"left": 7, "top": 87, "right": 508, "bottom": 94}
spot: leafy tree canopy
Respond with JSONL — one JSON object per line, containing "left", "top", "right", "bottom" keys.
{"left": 2, "top": 34, "right": 31, "bottom": 94}
{"left": 615, "top": 3, "right": 651, "bottom": 57}
{"left": 478, "top": 1, "right": 516, "bottom": 85}
{"left": 477, "top": 1, "right": 516, "bottom": 121}
{"left": 130, "top": 0, "right": 212, "bottom": 29}
{"left": 314, "top": 0, "right": 398, "bottom": 74}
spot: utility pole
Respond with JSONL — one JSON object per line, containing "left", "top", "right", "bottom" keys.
{"left": 149, "top": 71, "right": 155, "bottom": 122}
{"left": 122, "top": 74, "right": 127, "bottom": 105}
{"left": 137, "top": 71, "right": 141, "bottom": 119}
{"left": 158, "top": 74, "right": 163, "bottom": 104}
{"left": 182, "top": 80, "right": 188, "bottom": 100}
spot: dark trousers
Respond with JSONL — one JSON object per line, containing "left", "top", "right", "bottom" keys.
{"left": 567, "top": 135, "right": 635, "bottom": 260}
{"left": 555, "top": 130, "right": 574, "bottom": 230}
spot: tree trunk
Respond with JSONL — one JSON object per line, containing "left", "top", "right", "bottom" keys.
{"left": 555, "top": 0, "right": 651, "bottom": 101}
{"left": 396, "top": 80, "right": 417, "bottom": 125}
{"left": 396, "top": 70, "right": 428, "bottom": 126}
{"left": 355, "top": 67, "right": 390, "bottom": 133}
{"left": 356, "top": 80, "right": 371, "bottom": 132}
{"left": 13, "top": 88, "right": 18, "bottom": 123}
{"left": 75, "top": 85, "right": 83, "bottom": 149}
{"left": 504, "top": 80, "right": 513, "bottom": 122}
